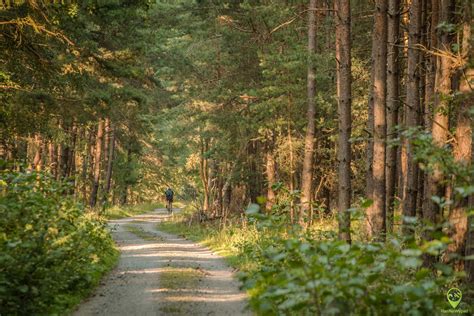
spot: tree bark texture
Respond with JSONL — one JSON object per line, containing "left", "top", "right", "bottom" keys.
{"left": 423, "top": 0, "right": 454, "bottom": 225}
{"left": 103, "top": 120, "right": 115, "bottom": 204}
{"left": 90, "top": 118, "right": 104, "bottom": 208}
{"left": 265, "top": 145, "right": 277, "bottom": 212}
{"left": 448, "top": 2, "right": 472, "bottom": 271}
{"left": 300, "top": 0, "right": 318, "bottom": 228}
{"left": 366, "top": 0, "right": 388, "bottom": 241}
{"left": 335, "top": 0, "right": 352, "bottom": 243}
{"left": 403, "top": 0, "right": 421, "bottom": 231}
{"left": 386, "top": 0, "right": 401, "bottom": 233}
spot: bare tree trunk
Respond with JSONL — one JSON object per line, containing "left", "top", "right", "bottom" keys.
{"left": 417, "top": 0, "right": 427, "bottom": 217}
{"left": 386, "top": 0, "right": 401, "bottom": 233}
{"left": 423, "top": 0, "right": 454, "bottom": 226}
{"left": 57, "top": 144, "right": 64, "bottom": 180}
{"left": 462, "top": 0, "right": 474, "bottom": 283}
{"left": 403, "top": 0, "right": 421, "bottom": 233}
{"left": 68, "top": 132, "right": 77, "bottom": 195}
{"left": 82, "top": 129, "right": 92, "bottom": 203}
{"left": 67, "top": 124, "right": 77, "bottom": 179}
{"left": 448, "top": 2, "right": 472, "bottom": 271}
{"left": 468, "top": 130, "right": 474, "bottom": 282}
{"left": 335, "top": 0, "right": 352, "bottom": 243}
{"left": 366, "top": 44, "right": 376, "bottom": 201}
{"left": 221, "top": 162, "right": 234, "bottom": 220}
{"left": 300, "top": 0, "right": 318, "bottom": 228}
{"left": 90, "top": 118, "right": 104, "bottom": 208}
{"left": 448, "top": 83, "right": 472, "bottom": 268}
{"left": 48, "top": 140, "right": 56, "bottom": 175}
{"left": 103, "top": 121, "right": 115, "bottom": 204}
{"left": 287, "top": 93, "right": 296, "bottom": 223}
{"left": 208, "top": 159, "right": 216, "bottom": 216}
{"left": 32, "top": 134, "right": 43, "bottom": 171}
{"left": 200, "top": 138, "right": 210, "bottom": 212}
{"left": 120, "top": 146, "right": 132, "bottom": 206}
{"left": 367, "top": 0, "right": 388, "bottom": 241}
{"left": 265, "top": 145, "right": 277, "bottom": 212}
{"left": 398, "top": 1, "right": 410, "bottom": 216}
{"left": 425, "top": 0, "right": 439, "bottom": 128}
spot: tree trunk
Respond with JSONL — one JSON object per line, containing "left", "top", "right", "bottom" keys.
{"left": 422, "top": 0, "right": 454, "bottom": 226}
{"left": 68, "top": 141, "right": 77, "bottom": 195}
{"left": 386, "top": 0, "right": 401, "bottom": 233}
{"left": 120, "top": 146, "right": 132, "bottom": 205}
{"left": 462, "top": 0, "right": 474, "bottom": 282}
{"left": 208, "top": 158, "right": 216, "bottom": 216}
{"left": 403, "top": 0, "right": 421, "bottom": 232}
{"left": 48, "top": 141, "right": 56, "bottom": 176}
{"left": 287, "top": 93, "right": 296, "bottom": 223}
{"left": 335, "top": 0, "right": 352, "bottom": 243}
{"left": 417, "top": 0, "right": 427, "bottom": 216}
{"left": 467, "top": 131, "right": 474, "bottom": 282}
{"left": 32, "top": 134, "right": 43, "bottom": 171}
{"left": 265, "top": 145, "right": 277, "bottom": 212}
{"left": 103, "top": 120, "right": 115, "bottom": 204}
{"left": 366, "top": 0, "right": 388, "bottom": 241}
{"left": 89, "top": 118, "right": 104, "bottom": 208}
{"left": 57, "top": 143, "right": 64, "bottom": 179}
{"left": 200, "top": 138, "right": 210, "bottom": 212}
{"left": 425, "top": 0, "right": 439, "bottom": 129}
{"left": 67, "top": 124, "right": 77, "bottom": 179}
{"left": 300, "top": 0, "right": 317, "bottom": 228}
{"left": 366, "top": 41, "right": 376, "bottom": 201}
{"left": 448, "top": 79, "right": 472, "bottom": 268}
{"left": 82, "top": 129, "right": 92, "bottom": 203}
{"left": 448, "top": 2, "right": 472, "bottom": 271}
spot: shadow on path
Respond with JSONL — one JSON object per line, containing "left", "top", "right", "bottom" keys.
{"left": 73, "top": 209, "right": 250, "bottom": 316}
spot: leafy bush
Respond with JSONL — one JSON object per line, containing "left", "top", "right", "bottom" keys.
{"left": 159, "top": 204, "right": 471, "bottom": 315}
{"left": 0, "top": 169, "right": 118, "bottom": 315}
{"left": 239, "top": 208, "right": 467, "bottom": 316}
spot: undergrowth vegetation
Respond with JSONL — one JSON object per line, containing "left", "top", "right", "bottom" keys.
{"left": 159, "top": 205, "right": 472, "bottom": 315}
{"left": 0, "top": 169, "right": 118, "bottom": 315}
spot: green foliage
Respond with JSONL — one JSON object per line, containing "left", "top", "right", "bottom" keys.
{"left": 240, "top": 205, "right": 469, "bottom": 315}
{"left": 0, "top": 168, "right": 118, "bottom": 315}
{"left": 158, "top": 207, "right": 261, "bottom": 271}
{"left": 241, "top": 236, "right": 461, "bottom": 315}
{"left": 160, "top": 205, "right": 470, "bottom": 315}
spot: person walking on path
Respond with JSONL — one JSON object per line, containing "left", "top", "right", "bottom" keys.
{"left": 165, "top": 187, "right": 174, "bottom": 214}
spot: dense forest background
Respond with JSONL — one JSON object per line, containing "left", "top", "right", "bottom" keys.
{"left": 1, "top": 0, "right": 473, "bottom": 314}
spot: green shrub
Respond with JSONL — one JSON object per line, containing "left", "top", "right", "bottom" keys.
{"left": 158, "top": 205, "right": 471, "bottom": 315}
{"left": 0, "top": 169, "right": 118, "bottom": 315}
{"left": 239, "top": 208, "right": 467, "bottom": 316}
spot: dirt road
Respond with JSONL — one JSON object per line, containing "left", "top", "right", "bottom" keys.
{"left": 73, "top": 209, "right": 250, "bottom": 316}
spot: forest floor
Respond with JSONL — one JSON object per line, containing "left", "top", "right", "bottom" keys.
{"left": 72, "top": 209, "right": 250, "bottom": 316}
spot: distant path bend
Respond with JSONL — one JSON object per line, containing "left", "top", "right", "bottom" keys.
{"left": 73, "top": 209, "right": 250, "bottom": 316}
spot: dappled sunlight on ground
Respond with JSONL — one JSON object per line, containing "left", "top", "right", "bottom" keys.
{"left": 73, "top": 208, "right": 250, "bottom": 316}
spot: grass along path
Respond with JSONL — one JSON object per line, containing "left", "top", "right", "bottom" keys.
{"left": 73, "top": 208, "right": 250, "bottom": 316}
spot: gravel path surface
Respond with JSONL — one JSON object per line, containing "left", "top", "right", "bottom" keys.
{"left": 73, "top": 209, "right": 250, "bottom": 316}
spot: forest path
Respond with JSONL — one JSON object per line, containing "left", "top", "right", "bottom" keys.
{"left": 73, "top": 209, "right": 250, "bottom": 316}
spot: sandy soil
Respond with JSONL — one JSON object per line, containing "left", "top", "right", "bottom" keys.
{"left": 73, "top": 209, "right": 250, "bottom": 316}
